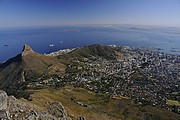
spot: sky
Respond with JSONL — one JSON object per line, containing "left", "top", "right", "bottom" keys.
{"left": 0, "top": 0, "right": 180, "bottom": 27}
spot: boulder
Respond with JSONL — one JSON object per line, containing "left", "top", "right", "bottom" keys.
{"left": 47, "top": 102, "right": 68, "bottom": 119}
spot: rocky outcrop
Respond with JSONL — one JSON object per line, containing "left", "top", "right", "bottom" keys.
{"left": 21, "top": 44, "right": 36, "bottom": 56}
{"left": 0, "top": 90, "right": 71, "bottom": 120}
{"left": 0, "top": 90, "right": 9, "bottom": 120}
{"left": 47, "top": 102, "right": 68, "bottom": 119}
{"left": 0, "top": 90, "right": 7, "bottom": 110}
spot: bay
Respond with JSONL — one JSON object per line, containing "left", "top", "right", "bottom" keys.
{"left": 0, "top": 25, "right": 180, "bottom": 61}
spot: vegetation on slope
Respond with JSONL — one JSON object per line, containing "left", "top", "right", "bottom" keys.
{"left": 21, "top": 86, "right": 180, "bottom": 120}
{"left": 0, "top": 45, "right": 66, "bottom": 95}
{"left": 58, "top": 44, "right": 117, "bottom": 60}
{"left": 167, "top": 100, "right": 180, "bottom": 106}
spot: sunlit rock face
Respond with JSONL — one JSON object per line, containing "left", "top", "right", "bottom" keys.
{"left": 0, "top": 90, "right": 9, "bottom": 120}
{"left": 0, "top": 90, "right": 7, "bottom": 110}
{"left": 0, "top": 90, "right": 70, "bottom": 120}
{"left": 21, "top": 44, "right": 35, "bottom": 56}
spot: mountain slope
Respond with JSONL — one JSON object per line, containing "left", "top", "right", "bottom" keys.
{"left": 21, "top": 86, "right": 180, "bottom": 120}
{"left": 59, "top": 44, "right": 117, "bottom": 60}
{"left": 0, "top": 45, "right": 66, "bottom": 95}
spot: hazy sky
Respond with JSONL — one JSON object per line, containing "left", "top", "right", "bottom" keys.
{"left": 0, "top": 0, "right": 180, "bottom": 27}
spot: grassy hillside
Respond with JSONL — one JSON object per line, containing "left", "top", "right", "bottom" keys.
{"left": 58, "top": 44, "right": 117, "bottom": 60}
{"left": 20, "top": 86, "right": 180, "bottom": 120}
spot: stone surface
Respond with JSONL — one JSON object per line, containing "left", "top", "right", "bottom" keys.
{"left": 0, "top": 110, "right": 9, "bottom": 120}
{"left": 22, "top": 44, "right": 35, "bottom": 56}
{"left": 6, "top": 93, "right": 71, "bottom": 120}
{"left": 47, "top": 102, "right": 67, "bottom": 119}
{"left": 0, "top": 90, "right": 9, "bottom": 120}
{"left": 0, "top": 90, "right": 7, "bottom": 110}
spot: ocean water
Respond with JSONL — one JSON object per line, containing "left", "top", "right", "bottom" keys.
{"left": 0, "top": 26, "right": 180, "bottom": 61}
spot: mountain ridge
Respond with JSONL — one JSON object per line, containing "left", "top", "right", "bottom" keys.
{"left": 0, "top": 45, "right": 66, "bottom": 95}
{"left": 58, "top": 44, "right": 117, "bottom": 60}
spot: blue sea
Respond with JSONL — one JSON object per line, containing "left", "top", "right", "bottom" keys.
{"left": 0, "top": 25, "right": 180, "bottom": 61}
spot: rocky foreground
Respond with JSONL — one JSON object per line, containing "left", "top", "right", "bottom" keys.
{"left": 0, "top": 90, "right": 71, "bottom": 120}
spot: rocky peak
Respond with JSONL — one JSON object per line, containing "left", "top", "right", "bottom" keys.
{"left": 22, "top": 44, "right": 35, "bottom": 56}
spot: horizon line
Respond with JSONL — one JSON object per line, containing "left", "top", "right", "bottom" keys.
{"left": 1, "top": 23, "right": 180, "bottom": 29}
